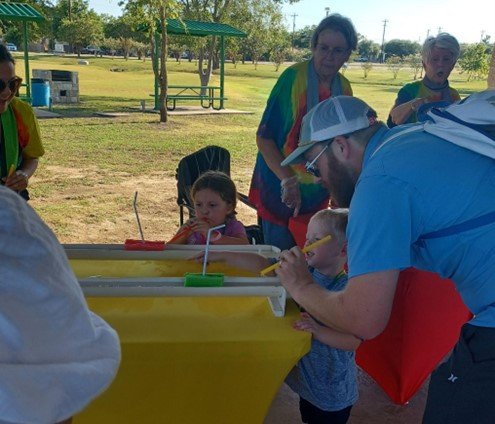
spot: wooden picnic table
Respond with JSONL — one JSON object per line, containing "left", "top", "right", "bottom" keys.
{"left": 166, "top": 85, "right": 226, "bottom": 110}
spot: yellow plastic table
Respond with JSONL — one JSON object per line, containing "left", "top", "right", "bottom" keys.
{"left": 69, "top": 253, "right": 310, "bottom": 423}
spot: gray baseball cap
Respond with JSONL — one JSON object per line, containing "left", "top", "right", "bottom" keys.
{"left": 281, "top": 96, "right": 377, "bottom": 166}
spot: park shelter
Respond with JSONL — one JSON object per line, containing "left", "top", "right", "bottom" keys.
{"left": 150, "top": 19, "right": 246, "bottom": 110}
{"left": 0, "top": 1, "right": 45, "bottom": 101}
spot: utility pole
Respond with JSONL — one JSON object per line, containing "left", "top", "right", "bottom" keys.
{"left": 325, "top": 7, "right": 330, "bottom": 17}
{"left": 291, "top": 13, "right": 298, "bottom": 50}
{"left": 380, "top": 19, "right": 388, "bottom": 63}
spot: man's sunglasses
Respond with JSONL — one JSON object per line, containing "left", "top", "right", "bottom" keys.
{"left": 0, "top": 76, "right": 22, "bottom": 93}
{"left": 305, "top": 142, "right": 330, "bottom": 178}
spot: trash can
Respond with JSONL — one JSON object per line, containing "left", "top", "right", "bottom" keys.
{"left": 31, "top": 78, "right": 50, "bottom": 107}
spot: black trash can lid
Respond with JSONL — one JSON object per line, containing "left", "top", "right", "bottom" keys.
{"left": 31, "top": 78, "right": 46, "bottom": 83}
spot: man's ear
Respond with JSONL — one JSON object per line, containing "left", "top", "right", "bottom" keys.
{"left": 332, "top": 135, "right": 352, "bottom": 160}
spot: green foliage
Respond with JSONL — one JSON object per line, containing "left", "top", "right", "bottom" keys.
{"left": 292, "top": 25, "right": 315, "bottom": 50}
{"left": 405, "top": 54, "right": 422, "bottom": 80}
{"left": 358, "top": 38, "right": 380, "bottom": 61}
{"left": 361, "top": 62, "right": 373, "bottom": 79}
{"left": 58, "top": 11, "right": 104, "bottom": 55}
{"left": 384, "top": 39, "right": 421, "bottom": 58}
{"left": 386, "top": 55, "right": 403, "bottom": 79}
{"left": 459, "top": 43, "right": 490, "bottom": 81}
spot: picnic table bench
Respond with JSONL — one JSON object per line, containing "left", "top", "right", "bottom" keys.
{"left": 162, "top": 85, "right": 227, "bottom": 110}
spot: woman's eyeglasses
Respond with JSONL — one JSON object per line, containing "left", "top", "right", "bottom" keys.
{"left": 0, "top": 76, "right": 22, "bottom": 93}
{"left": 315, "top": 44, "right": 349, "bottom": 58}
{"left": 305, "top": 143, "right": 330, "bottom": 178}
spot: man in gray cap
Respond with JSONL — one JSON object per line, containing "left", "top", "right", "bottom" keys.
{"left": 277, "top": 92, "right": 495, "bottom": 423}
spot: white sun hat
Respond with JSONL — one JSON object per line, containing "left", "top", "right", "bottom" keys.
{"left": 282, "top": 96, "right": 377, "bottom": 166}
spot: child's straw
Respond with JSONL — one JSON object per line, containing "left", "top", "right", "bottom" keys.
{"left": 202, "top": 224, "right": 226, "bottom": 275}
{"left": 166, "top": 225, "right": 192, "bottom": 244}
{"left": 259, "top": 234, "right": 332, "bottom": 276}
{"left": 133, "top": 191, "right": 145, "bottom": 242}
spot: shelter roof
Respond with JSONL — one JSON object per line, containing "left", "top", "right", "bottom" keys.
{"left": 0, "top": 1, "right": 45, "bottom": 22}
{"left": 141, "top": 19, "right": 246, "bottom": 38}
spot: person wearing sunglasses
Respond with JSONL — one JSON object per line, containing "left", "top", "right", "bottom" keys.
{"left": 0, "top": 43, "right": 44, "bottom": 200}
{"left": 248, "top": 14, "right": 357, "bottom": 251}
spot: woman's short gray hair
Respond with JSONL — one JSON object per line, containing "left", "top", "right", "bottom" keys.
{"left": 422, "top": 33, "right": 460, "bottom": 62}
{"left": 310, "top": 14, "right": 358, "bottom": 51}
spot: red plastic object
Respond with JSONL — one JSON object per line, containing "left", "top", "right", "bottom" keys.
{"left": 356, "top": 269, "right": 472, "bottom": 404}
{"left": 124, "top": 239, "right": 165, "bottom": 251}
{"left": 288, "top": 213, "right": 314, "bottom": 248}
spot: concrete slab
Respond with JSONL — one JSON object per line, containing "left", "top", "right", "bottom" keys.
{"left": 93, "top": 112, "right": 132, "bottom": 118}
{"left": 33, "top": 108, "right": 62, "bottom": 119}
{"left": 138, "top": 105, "right": 254, "bottom": 116}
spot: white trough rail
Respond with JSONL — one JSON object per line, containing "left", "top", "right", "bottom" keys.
{"left": 80, "top": 276, "right": 286, "bottom": 317}
{"left": 65, "top": 243, "right": 280, "bottom": 260}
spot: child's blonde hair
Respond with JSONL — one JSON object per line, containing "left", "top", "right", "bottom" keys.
{"left": 191, "top": 171, "right": 238, "bottom": 218}
{"left": 310, "top": 208, "right": 349, "bottom": 242}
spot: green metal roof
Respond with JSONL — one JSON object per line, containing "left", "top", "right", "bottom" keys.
{"left": 0, "top": 1, "right": 45, "bottom": 22}
{"left": 143, "top": 19, "right": 246, "bottom": 38}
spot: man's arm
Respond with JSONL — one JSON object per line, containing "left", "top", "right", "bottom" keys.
{"left": 276, "top": 247, "right": 399, "bottom": 340}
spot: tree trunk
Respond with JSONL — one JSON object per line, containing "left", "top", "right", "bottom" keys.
{"left": 197, "top": 47, "right": 213, "bottom": 93}
{"left": 158, "top": 5, "right": 168, "bottom": 123}
{"left": 488, "top": 44, "right": 495, "bottom": 88}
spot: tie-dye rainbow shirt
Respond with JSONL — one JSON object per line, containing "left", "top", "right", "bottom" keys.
{"left": 248, "top": 60, "right": 352, "bottom": 225}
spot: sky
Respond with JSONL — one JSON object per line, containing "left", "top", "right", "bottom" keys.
{"left": 88, "top": 0, "right": 494, "bottom": 45}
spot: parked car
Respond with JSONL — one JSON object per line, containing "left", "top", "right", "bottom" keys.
{"left": 6, "top": 43, "right": 17, "bottom": 52}
{"left": 81, "top": 45, "right": 101, "bottom": 55}
{"left": 354, "top": 56, "right": 369, "bottom": 62}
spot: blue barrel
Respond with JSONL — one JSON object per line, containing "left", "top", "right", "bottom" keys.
{"left": 31, "top": 78, "right": 50, "bottom": 107}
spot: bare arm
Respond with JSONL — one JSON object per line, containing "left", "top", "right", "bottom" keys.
{"left": 200, "top": 251, "right": 271, "bottom": 274}
{"left": 3, "top": 156, "right": 39, "bottom": 192}
{"left": 293, "top": 312, "right": 361, "bottom": 351}
{"left": 276, "top": 247, "right": 399, "bottom": 340}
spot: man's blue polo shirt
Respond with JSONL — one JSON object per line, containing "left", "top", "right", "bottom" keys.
{"left": 347, "top": 124, "right": 495, "bottom": 327}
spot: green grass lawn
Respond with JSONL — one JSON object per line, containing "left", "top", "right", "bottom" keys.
{"left": 11, "top": 53, "right": 488, "bottom": 243}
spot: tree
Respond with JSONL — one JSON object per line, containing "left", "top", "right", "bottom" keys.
{"left": 405, "top": 54, "right": 422, "bottom": 80}
{"left": 384, "top": 39, "right": 420, "bottom": 58}
{"left": 459, "top": 43, "right": 490, "bottom": 81}
{"left": 292, "top": 25, "right": 315, "bottom": 49}
{"left": 488, "top": 44, "right": 495, "bottom": 88}
{"left": 361, "top": 62, "right": 373, "bottom": 79}
{"left": 386, "top": 55, "right": 403, "bottom": 79}
{"left": 358, "top": 38, "right": 380, "bottom": 62}
{"left": 105, "top": 14, "right": 140, "bottom": 60}
{"left": 121, "top": 0, "right": 180, "bottom": 123}
{"left": 58, "top": 11, "right": 104, "bottom": 56}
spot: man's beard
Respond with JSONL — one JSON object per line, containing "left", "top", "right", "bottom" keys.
{"left": 325, "top": 152, "right": 356, "bottom": 208}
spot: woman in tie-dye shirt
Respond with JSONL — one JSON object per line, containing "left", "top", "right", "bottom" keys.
{"left": 248, "top": 14, "right": 357, "bottom": 250}
{"left": 388, "top": 33, "right": 461, "bottom": 128}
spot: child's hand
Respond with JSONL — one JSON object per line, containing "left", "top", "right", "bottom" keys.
{"left": 293, "top": 312, "right": 323, "bottom": 337}
{"left": 188, "top": 218, "right": 211, "bottom": 236}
